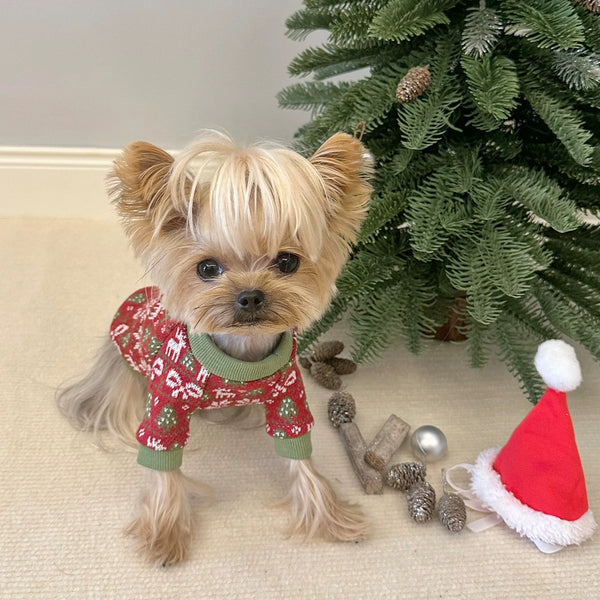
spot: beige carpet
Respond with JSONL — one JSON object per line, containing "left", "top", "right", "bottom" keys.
{"left": 2, "top": 216, "right": 599, "bottom": 599}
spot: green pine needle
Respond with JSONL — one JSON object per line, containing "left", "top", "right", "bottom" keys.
{"left": 503, "top": 0, "right": 585, "bottom": 51}
{"left": 552, "top": 50, "right": 600, "bottom": 91}
{"left": 462, "top": 54, "right": 519, "bottom": 126}
{"left": 521, "top": 76, "right": 594, "bottom": 166}
{"left": 461, "top": 4, "right": 503, "bottom": 58}
{"left": 277, "top": 81, "right": 352, "bottom": 113}
{"left": 369, "top": 0, "right": 459, "bottom": 43}
{"left": 502, "top": 167, "right": 581, "bottom": 232}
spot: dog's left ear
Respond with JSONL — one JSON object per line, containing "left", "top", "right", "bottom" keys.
{"left": 310, "top": 132, "right": 373, "bottom": 244}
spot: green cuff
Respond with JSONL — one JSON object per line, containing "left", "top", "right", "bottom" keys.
{"left": 273, "top": 432, "right": 312, "bottom": 460}
{"left": 137, "top": 444, "right": 183, "bottom": 471}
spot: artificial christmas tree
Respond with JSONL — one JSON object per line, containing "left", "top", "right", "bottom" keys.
{"left": 279, "top": 0, "right": 600, "bottom": 401}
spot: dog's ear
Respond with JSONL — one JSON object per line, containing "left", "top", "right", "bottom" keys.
{"left": 309, "top": 132, "right": 373, "bottom": 244}
{"left": 110, "top": 142, "right": 180, "bottom": 254}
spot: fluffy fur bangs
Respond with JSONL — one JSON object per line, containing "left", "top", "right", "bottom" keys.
{"left": 168, "top": 132, "right": 329, "bottom": 261}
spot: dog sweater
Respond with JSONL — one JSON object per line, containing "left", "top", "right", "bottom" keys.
{"left": 110, "top": 287, "right": 314, "bottom": 471}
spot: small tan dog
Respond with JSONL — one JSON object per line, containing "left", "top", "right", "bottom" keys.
{"left": 57, "top": 130, "right": 373, "bottom": 565}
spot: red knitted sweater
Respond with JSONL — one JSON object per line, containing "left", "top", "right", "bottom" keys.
{"left": 110, "top": 287, "right": 314, "bottom": 471}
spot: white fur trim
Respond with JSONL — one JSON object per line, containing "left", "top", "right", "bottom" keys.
{"left": 534, "top": 340, "right": 582, "bottom": 392}
{"left": 470, "top": 447, "right": 597, "bottom": 546}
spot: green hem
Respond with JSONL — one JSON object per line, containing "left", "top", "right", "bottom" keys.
{"left": 274, "top": 432, "right": 312, "bottom": 460}
{"left": 137, "top": 444, "right": 183, "bottom": 471}
{"left": 187, "top": 330, "right": 294, "bottom": 382}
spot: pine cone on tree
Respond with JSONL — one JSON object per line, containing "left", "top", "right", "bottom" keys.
{"left": 385, "top": 462, "right": 427, "bottom": 491}
{"left": 578, "top": 0, "right": 600, "bottom": 13}
{"left": 396, "top": 66, "right": 431, "bottom": 102}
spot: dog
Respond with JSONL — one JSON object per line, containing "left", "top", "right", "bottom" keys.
{"left": 57, "top": 130, "right": 373, "bottom": 565}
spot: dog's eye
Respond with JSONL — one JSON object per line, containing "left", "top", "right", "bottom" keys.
{"left": 275, "top": 252, "right": 300, "bottom": 274}
{"left": 196, "top": 259, "right": 223, "bottom": 280}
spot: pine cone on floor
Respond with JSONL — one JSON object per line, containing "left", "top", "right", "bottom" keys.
{"left": 385, "top": 463, "right": 427, "bottom": 491}
{"left": 327, "top": 391, "right": 356, "bottom": 427}
{"left": 310, "top": 361, "right": 342, "bottom": 390}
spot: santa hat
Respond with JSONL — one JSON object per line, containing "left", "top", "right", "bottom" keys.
{"left": 468, "top": 340, "right": 596, "bottom": 553}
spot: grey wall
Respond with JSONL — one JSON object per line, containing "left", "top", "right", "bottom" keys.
{"left": 0, "top": 0, "right": 316, "bottom": 148}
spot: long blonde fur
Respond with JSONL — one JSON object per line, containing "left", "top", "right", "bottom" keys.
{"left": 127, "top": 468, "right": 213, "bottom": 566}
{"left": 56, "top": 336, "right": 146, "bottom": 448}
{"left": 281, "top": 459, "right": 369, "bottom": 542}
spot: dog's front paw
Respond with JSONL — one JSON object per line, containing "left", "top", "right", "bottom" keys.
{"left": 127, "top": 512, "right": 192, "bottom": 566}
{"left": 284, "top": 459, "right": 370, "bottom": 542}
{"left": 126, "top": 469, "right": 196, "bottom": 565}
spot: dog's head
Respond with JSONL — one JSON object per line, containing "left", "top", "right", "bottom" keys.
{"left": 110, "top": 131, "right": 373, "bottom": 335}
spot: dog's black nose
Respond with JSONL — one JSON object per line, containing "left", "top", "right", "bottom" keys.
{"left": 236, "top": 290, "right": 265, "bottom": 314}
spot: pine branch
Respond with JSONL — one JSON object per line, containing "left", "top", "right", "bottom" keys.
{"left": 464, "top": 315, "right": 492, "bottom": 368}
{"left": 285, "top": 7, "right": 336, "bottom": 41}
{"left": 501, "top": 167, "right": 581, "bottom": 232}
{"left": 357, "top": 190, "right": 410, "bottom": 243}
{"left": 369, "top": 0, "right": 459, "bottom": 43}
{"left": 504, "top": 297, "right": 561, "bottom": 341}
{"left": 533, "top": 274, "right": 600, "bottom": 358}
{"left": 470, "top": 176, "right": 510, "bottom": 222}
{"left": 406, "top": 169, "right": 454, "bottom": 257}
{"left": 444, "top": 224, "right": 538, "bottom": 324}
{"left": 298, "top": 295, "right": 349, "bottom": 353}
{"left": 277, "top": 81, "right": 352, "bottom": 113}
{"left": 397, "top": 32, "right": 462, "bottom": 150}
{"left": 461, "top": 4, "right": 503, "bottom": 58}
{"left": 494, "top": 316, "right": 547, "bottom": 403}
{"left": 462, "top": 54, "right": 519, "bottom": 130}
{"left": 349, "top": 260, "right": 438, "bottom": 361}
{"left": 520, "top": 142, "right": 600, "bottom": 187}
{"left": 521, "top": 75, "right": 594, "bottom": 166}
{"left": 552, "top": 50, "right": 600, "bottom": 90}
{"left": 349, "top": 281, "right": 407, "bottom": 362}
{"left": 545, "top": 222, "right": 600, "bottom": 251}
{"left": 539, "top": 268, "right": 600, "bottom": 320}
{"left": 288, "top": 43, "right": 388, "bottom": 79}
{"left": 336, "top": 241, "right": 409, "bottom": 298}
{"left": 502, "top": 0, "right": 585, "bottom": 51}
{"left": 329, "top": 1, "right": 387, "bottom": 48}
{"left": 576, "top": 5, "right": 600, "bottom": 53}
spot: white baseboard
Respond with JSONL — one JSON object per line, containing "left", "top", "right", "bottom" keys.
{"left": 0, "top": 146, "right": 121, "bottom": 219}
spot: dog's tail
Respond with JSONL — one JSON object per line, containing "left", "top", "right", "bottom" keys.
{"left": 56, "top": 336, "right": 145, "bottom": 448}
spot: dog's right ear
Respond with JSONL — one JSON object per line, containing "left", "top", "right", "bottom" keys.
{"left": 110, "top": 142, "right": 179, "bottom": 254}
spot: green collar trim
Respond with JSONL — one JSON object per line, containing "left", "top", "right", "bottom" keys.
{"left": 187, "top": 330, "right": 294, "bottom": 382}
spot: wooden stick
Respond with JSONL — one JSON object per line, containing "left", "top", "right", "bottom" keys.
{"left": 364, "top": 414, "right": 410, "bottom": 472}
{"left": 338, "top": 422, "right": 384, "bottom": 495}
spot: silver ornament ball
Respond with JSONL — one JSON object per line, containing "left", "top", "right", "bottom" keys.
{"left": 410, "top": 425, "right": 448, "bottom": 462}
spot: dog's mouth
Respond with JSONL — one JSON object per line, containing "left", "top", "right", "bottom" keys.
{"left": 232, "top": 310, "right": 267, "bottom": 326}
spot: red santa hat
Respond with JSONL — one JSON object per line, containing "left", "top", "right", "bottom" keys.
{"left": 468, "top": 340, "right": 596, "bottom": 552}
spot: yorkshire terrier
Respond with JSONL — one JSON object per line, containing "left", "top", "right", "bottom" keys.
{"left": 57, "top": 130, "right": 373, "bottom": 565}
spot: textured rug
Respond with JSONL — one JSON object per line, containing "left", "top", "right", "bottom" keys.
{"left": 1, "top": 217, "right": 598, "bottom": 599}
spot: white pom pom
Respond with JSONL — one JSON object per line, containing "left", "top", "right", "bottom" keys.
{"left": 534, "top": 340, "right": 582, "bottom": 392}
